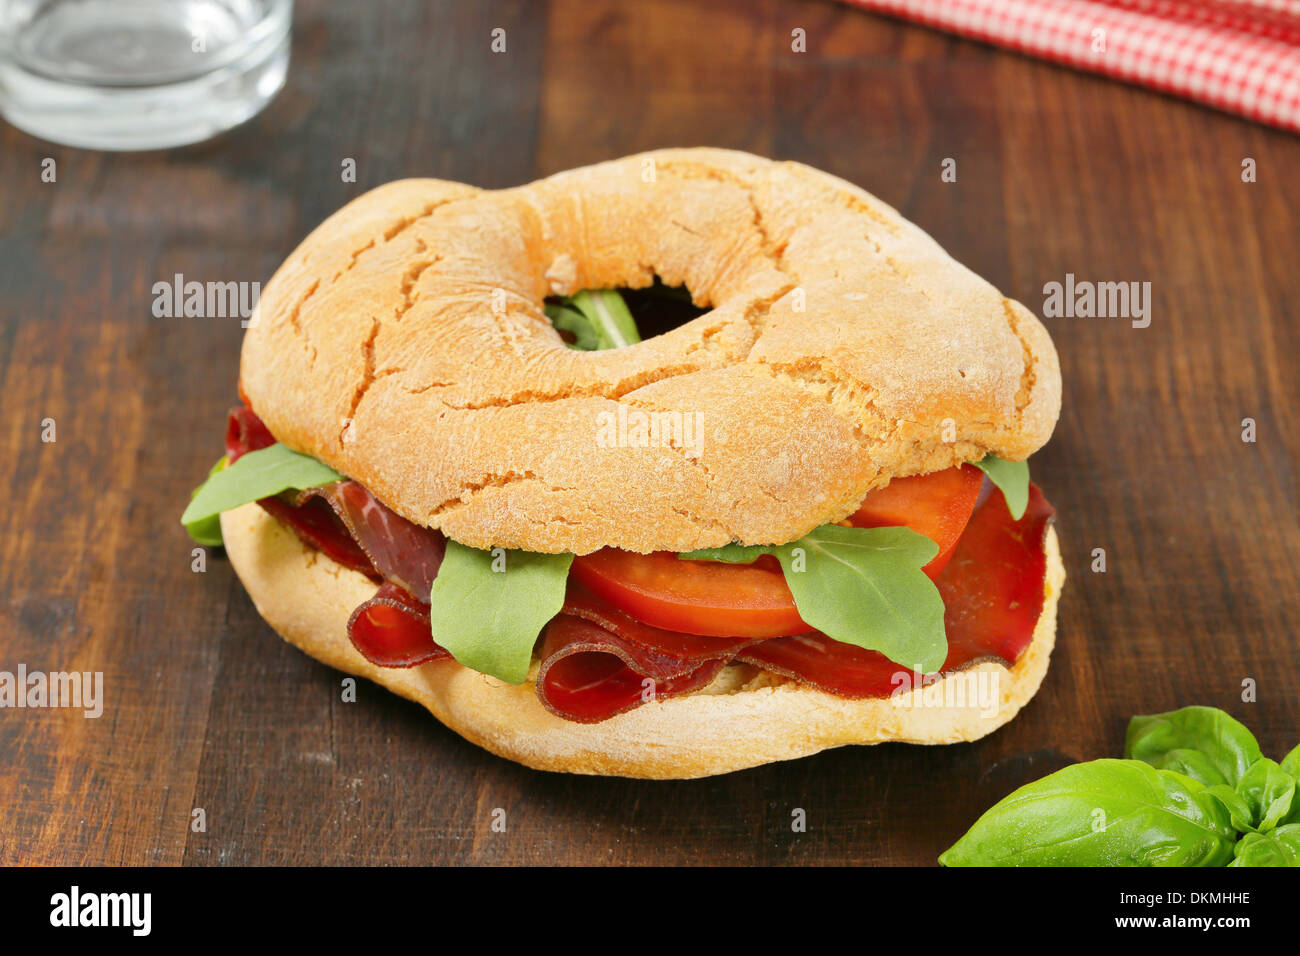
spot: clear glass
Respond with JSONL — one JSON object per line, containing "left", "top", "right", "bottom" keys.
{"left": 0, "top": 0, "right": 291, "bottom": 150}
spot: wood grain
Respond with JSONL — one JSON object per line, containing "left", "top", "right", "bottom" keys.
{"left": 1, "top": 0, "right": 1296, "bottom": 866}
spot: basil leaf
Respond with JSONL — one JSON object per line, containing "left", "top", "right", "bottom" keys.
{"left": 1205, "top": 783, "right": 1256, "bottom": 833}
{"left": 972, "top": 455, "right": 1030, "bottom": 519}
{"left": 428, "top": 541, "right": 573, "bottom": 684}
{"left": 1147, "top": 748, "right": 1232, "bottom": 788}
{"left": 181, "top": 443, "right": 343, "bottom": 530}
{"left": 545, "top": 289, "right": 641, "bottom": 351}
{"left": 939, "top": 759, "right": 1237, "bottom": 867}
{"left": 1126, "top": 706, "right": 1263, "bottom": 788}
{"left": 679, "top": 525, "right": 946, "bottom": 673}
{"left": 185, "top": 457, "right": 229, "bottom": 546}
{"left": 1281, "top": 743, "right": 1300, "bottom": 779}
{"left": 1234, "top": 758, "right": 1296, "bottom": 833}
{"left": 1230, "top": 825, "right": 1300, "bottom": 867}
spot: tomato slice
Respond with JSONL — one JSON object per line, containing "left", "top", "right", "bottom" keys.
{"left": 570, "top": 464, "right": 984, "bottom": 636}
{"left": 848, "top": 464, "right": 983, "bottom": 579}
{"left": 569, "top": 549, "right": 807, "bottom": 638}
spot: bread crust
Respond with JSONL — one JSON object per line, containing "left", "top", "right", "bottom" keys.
{"left": 240, "top": 149, "right": 1062, "bottom": 555}
{"left": 221, "top": 502, "right": 1065, "bottom": 779}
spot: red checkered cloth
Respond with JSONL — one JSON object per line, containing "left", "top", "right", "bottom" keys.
{"left": 845, "top": 0, "right": 1300, "bottom": 132}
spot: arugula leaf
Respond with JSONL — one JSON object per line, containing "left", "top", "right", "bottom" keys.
{"left": 939, "top": 759, "right": 1238, "bottom": 867}
{"left": 185, "top": 457, "right": 229, "bottom": 546}
{"left": 1126, "top": 706, "right": 1263, "bottom": 788}
{"left": 545, "top": 303, "right": 602, "bottom": 350}
{"left": 972, "top": 454, "right": 1030, "bottom": 520}
{"left": 774, "top": 526, "right": 945, "bottom": 672}
{"left": 1230, "top": 824, "right": 1300, "bottom": 867}
{"left": 544, "top": 289, "right": 641, "bottom": 350}
{"left": 678, "top": 542, "right": 773, "bottom": 564}
{"left": 427, "top": 541, "right": 573, "bottom": 684}
{"left": 181, "top": 443, "right": 343, "bottom": 532}
{"left": 1233, "top": 758, "right": 1296, "bottom": 833}
{"left": 680, "top": 525, "right": 945, "bottom": 673}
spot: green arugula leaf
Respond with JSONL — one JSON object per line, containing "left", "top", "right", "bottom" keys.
{"left": 545, "top": 303, "right": 602, "bottom": 350}
{"left": 185, "top": 457, "right": 229, "bottom": 546}
{"left": 1230, "top": 824, "right": 1300, "bottom": 867}
{"left": 972, "top": 454, "right": 1030, "bottom": 519}
{"left": 1126, "top": 706, "right": 1263, "bottom": 788}
{"left": 427, "top": 541, "right": 573, "bottom": 684}
{"left": 544, "top": 289, "right": 641, "bottom": 350}
{"left": 680, "top": 524, "right": 945, "bottom": 673}
{"left": 1233, "top": 758, "right": 1296, "bottom": 833}
{"left": 939, "top": 759, "right": 1238, "bottom": 867}
{"left": 774, "top": 526, "right": 944, "bottom": 672}
{"left": 678, "top": 542, "right": 773, "bottom": 564}
{"left": 181, "top": 443, "right": 343, "bottom": 531}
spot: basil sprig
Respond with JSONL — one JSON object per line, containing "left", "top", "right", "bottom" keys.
{"left": 428, "top": 541, "right": 573, "bottom": 684}
{"left": 942, "top": 706, "right": 1300, "bottom": 867}
{"left": 181, "top": 443, "right": 344, "bottom": 546}
{"left": 681, "top": 525, "right": 946, "bottom": 673}
{"left": 545, "top": 289, "right": 641, "bottom": 350}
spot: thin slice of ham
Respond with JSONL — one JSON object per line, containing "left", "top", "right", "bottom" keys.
{"left": 537, "top": 615, "right": 729, "bottom": 723}
{"left": 348, "top": 582, "right": 450, "bottom": 667}
{"left": 224, "top": 406, "right": 450, "bottom": 666}
{"left": 736, "top": 483, "right": 1056, "bottom": 698}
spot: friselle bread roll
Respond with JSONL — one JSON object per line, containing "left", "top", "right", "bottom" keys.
{"left": 222, "top": 503, "right": 1065, "bottom": 779}
{"left": 240, "top": 148, "right": 1061, "bottom": 555}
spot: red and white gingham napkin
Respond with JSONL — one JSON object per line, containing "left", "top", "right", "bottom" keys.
{"left": 846, "top": 0, "right": 1300, "bottom": 133}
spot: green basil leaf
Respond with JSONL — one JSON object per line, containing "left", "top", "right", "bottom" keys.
{"left": 680, "top": 525, "right": 945, "bottom": 672}
{"left": 1230, "top": 824, "right": 1300, "bottom": 866}
{"left": 185, "top": 457, "right": 229, "bottom": 546}
{"left": 1205, "top": 783, "right": 1256, "bottom": 833}
{"left": 1280, "top": 743, "right": 1300, "bottom": 779}
{"left": 1146, "top": 747, "right": 1232, "bottom": 788}
{"left": 1234, "top": 758, "right": 1296, "bottom": 833}
{"left": 546, "top": 289, "right": 641, "bottom": 351}
{"left": 427, "top": 541, "right": 573, "bottom": 684}
{"left": 181, "top": 443, "right": 343, "bottom": 530}
{"left": 1126, "top": 706, "right": 1263, "bottom": 788}
{"left": 972, "top": 455, "right": 1030, "bottom": 519}
{"left": 940, "top": 759, "right": 1237, "bottom": 867}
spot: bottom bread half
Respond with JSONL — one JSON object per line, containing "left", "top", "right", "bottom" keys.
{"left": 221, "top": 503, "right": 1065, "bottom": 779}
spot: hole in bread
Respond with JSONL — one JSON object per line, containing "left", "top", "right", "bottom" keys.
{"left": 545, "top": 278, "right": 708, "bottom": 347}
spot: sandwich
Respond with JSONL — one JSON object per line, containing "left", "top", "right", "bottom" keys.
{"left": 182, "top": 149, "right": 1064, "bottom": 779}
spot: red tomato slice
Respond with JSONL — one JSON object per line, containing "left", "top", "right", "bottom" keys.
{"left": 848, "top": 464, "right": 983, "bottom": 579}
{"left": 569, "top": 549, "right": 807, "bottom": 638}
{"left": 570, "top": 465, "right": 983, "bottom": 635}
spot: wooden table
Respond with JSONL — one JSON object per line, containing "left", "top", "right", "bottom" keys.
{"left": 2, "top": 0, "right": 1297, "bottom": 867}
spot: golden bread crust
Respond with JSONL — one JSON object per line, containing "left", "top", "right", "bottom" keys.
{"left": 240, "top": 149, "right": 1061, "bottom": 554}
{"left": 221, "top": 503, "right": 1065, "bottom": 779}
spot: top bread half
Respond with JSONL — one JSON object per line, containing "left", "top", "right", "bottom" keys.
{"left": 240, "top": 148, "right": 1061, "bottom": 555}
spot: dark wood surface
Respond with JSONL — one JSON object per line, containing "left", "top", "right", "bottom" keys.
{"left": 2, "top": 0, "right": 1298, "bottom": 867}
